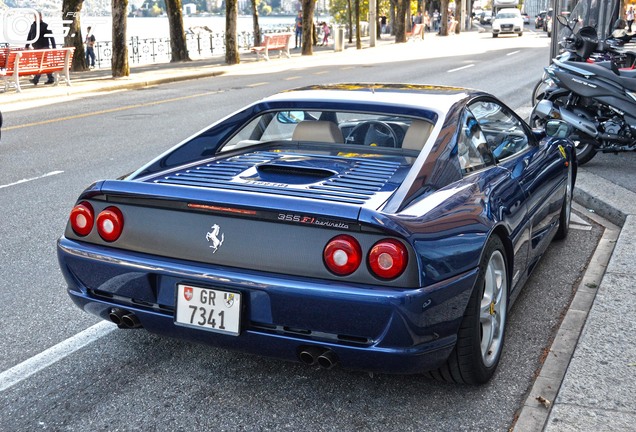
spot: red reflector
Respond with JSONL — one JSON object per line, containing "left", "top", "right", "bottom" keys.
{"left": 96, "top": 207, "right": 124, "bottom": 242}
{"left": 368, "top": 239, "right": 408, "bottom": 280}
{"left": 69, "top": 201, "right": 94, "bottom": 237}
{"left": 323, "top": 235, "right": 362, "bottom": 276}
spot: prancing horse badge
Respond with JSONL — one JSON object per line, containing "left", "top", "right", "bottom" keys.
{"left": 205, "top": 224, "right": 225, "bottom": 253}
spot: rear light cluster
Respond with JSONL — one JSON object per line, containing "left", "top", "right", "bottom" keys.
{"left": 69, "top": 201, "right": 124, "bottom": 242}
{"left": 323, "top": 235, "right": 408, "bottom": 280}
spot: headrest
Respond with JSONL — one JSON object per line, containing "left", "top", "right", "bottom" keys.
{"left": 292, "top": 121, "right": 344, "bottom": 143}
{"left": 402, "top": 119, "right": 434, "bottom": 150}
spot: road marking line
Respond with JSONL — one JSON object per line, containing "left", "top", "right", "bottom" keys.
{"left": 0, "top": 170, "right": 64, "bottom": 190}
{"left": 507, "top": 50, "right": 520, "bottom": 56}
{"left": 284, "top": 76, "right": 301, "bottom": 80}
{"left": 0, "top": 321, "right": 115, "bottom": 392}
{"left": 247, "top": 82, "right": 268, "bottom": 87}
{"left": 448, "top": 64, "right": 475, "bottom": 73}
{"left": 3, "top": 91, "right": 221, "bottom": 131}
{"left": 313, "top": 71, "right": 328, "bottom": 75}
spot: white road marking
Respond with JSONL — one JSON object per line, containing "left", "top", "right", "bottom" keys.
{"left": 0, "top": 170, "right": 64, "bottom": 190}
{"left": 507, "top": 50, "right": 520, "bottom": 56}
{"left": 448, "top": 64, "right": 475, "bottom": 73}
{"left": 0, "top": 321, "right": 115, "bottom": 392}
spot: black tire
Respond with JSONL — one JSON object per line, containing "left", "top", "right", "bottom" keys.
{"left": 531, "top": 78, "right": 549, "bottom": 105}
{"left": 554, "top": 162, "right": 573, "bottom": 240}
{"left": 492, "top": 33, "right": 498, "bottom": 38}
{"left": 572, "top": 135, "right": 597, "bottom": 165}
{"left": 426, "top": 236, "right": 508, "bottom": 384}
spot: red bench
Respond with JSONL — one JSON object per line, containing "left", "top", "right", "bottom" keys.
{"left": 1, "top": 47, "right": 75, "bottom": 92}
{"left": 251, "top": 33, "right": 292, "bottom": 61}
{"left": 406, "top": 23, "right": 425, "bottom": 41}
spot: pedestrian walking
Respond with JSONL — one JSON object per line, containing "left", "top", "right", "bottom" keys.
{"left": 627, "top": 5, "right": 635, "bottom": 33}
{"left": 85, "top": 26, "right": 96, "bottom": 69}
{"left": 295, "top": 11, "right": 302, "bottom": 48}
{"left": 26, "top": 11, "right": 56, "bottom": 85}
{"left": 320, "top": 22, "right": 330, "bottom": 46}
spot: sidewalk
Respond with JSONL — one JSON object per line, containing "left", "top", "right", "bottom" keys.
{"left": 3, "top": 30, "right": 635, "bottom": 431}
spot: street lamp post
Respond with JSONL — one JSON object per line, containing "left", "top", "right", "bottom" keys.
{"left": 369, "top": 0, "right": 376, "bottom": 47}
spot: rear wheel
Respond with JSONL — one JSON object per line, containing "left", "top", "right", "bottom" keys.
{"left": 426, "top": 236, "right": 508, "bottom": 384}
{"left": 571, "top": 134, "right": 597, "bottom": 165}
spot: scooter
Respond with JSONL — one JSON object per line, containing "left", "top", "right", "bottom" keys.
{"left": 530, "top": 16, "right": 636, "bottom": 165}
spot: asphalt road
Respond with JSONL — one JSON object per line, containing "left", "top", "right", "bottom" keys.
{"left": 0, "top": 28, "right": 607, "bottom": 431}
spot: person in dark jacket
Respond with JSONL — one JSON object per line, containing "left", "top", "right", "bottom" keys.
{"left": 25, "top": 11, "right": 56, "bottom": 85}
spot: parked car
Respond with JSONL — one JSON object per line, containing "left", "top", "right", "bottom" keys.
{"left": 544, "top": 9, "right": 554, "bottom": 36}
{"left": 522, "top": 13, "right": 531, "bottom": 25}
{"left": 492, "top": 8, "right": 524, "bottom": 37}
{"left": 480, "top": 10, "right": 493, "bottom": 25}
{"left": 58, "top": 84, "right": 576, "bottom": 384}
{"left": 535, "top": 11, "right": 547, "bottom": 28}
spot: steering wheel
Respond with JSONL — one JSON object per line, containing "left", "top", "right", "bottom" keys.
{"left": 345, "top": 121, "right": 399, "bottom": 148}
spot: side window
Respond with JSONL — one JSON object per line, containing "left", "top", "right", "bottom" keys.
{"left": 469, "top": 100, "right": 530, "bottom": 161}
{"left": 457, "top": 111, "right": 494, "bottom": 173}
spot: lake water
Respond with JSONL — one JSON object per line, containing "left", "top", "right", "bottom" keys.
{"left": 81, "top": 15, "right": 325, "bottom": 41}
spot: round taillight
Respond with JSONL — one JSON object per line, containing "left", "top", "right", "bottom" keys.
{"left": 96, "top": 206, "right": 124, "bottom": 242}
{"left": 323, "top": 235, "right": 362, "bottom": 276}
{"left": 368, "top": 239, "right": 408, "bottom": 280}
{"left": 70, "top": 201, "right": 94, "bottom": 237}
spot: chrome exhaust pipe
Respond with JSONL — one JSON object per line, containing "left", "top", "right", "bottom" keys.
{"left": 299, "top": 346, "right": 324, "bottom": 365}
{"left": 122, "top": 313, "right": 142, "bottom": 329}
{"left": 108, "top": 308, "right": 126, "bottom": 326}
{"left": 317, "top": 350, "right": 338, "bottom": 369}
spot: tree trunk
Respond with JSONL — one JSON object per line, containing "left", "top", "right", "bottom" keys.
{"left": 390, "top": 0, "right": 396, "bottom": 36}
{"left": 347, "top": 0, "right": 353, "bottom": 43}
{"left": 251, "top": 0, "right": 261, "bottom": 47}
{"left": 301, "top": 0, "right": 316, "bottom": 55}
{"left": 225, "top": 0, "right": 240, "bottom": 64}
{"left": 165, "top": 0, "right": 190, "bottom": 62}
{"left": 355, "top": 0, "right": 361, "bottom": 49}
{"left": 440, "top": 0, "right": 449, "bottom": 36}
{"left": 62, "top": 0, "right": 86, "bottom": 72}
{"left": 111, "top": 0, "right": 129, "bottom": 77}
{"left": 395, "top": 0, "right": 408, "bottom": 42}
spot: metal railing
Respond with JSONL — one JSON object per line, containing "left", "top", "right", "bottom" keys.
{"left": 89, "top": 28, "right": 293, "bottom": 69}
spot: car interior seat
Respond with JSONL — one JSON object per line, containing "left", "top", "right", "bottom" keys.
{"left": 292, "top": 120, "right": 344, "bottom": 143}
{"left": 402, "top": 119, "right": 434, "bottom": 150}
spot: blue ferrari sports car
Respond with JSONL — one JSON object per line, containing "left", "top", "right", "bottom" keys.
{"left": 58, "top": 84, "right": 575, "bottom": 384}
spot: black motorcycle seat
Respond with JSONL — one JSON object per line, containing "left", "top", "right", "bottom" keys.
{"left": 563, "top": 60, "right": 636, "bottom": 91}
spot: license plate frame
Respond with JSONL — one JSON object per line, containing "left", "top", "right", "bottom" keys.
{"left": 175, "top": 284, "right": 241, "bottom": 336}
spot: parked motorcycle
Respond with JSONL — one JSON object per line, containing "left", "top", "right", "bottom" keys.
{"left": 530, "top": 16, "right": 636, "bottom": 165}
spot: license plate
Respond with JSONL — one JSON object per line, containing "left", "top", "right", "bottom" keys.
{"left": 175, "top": 284, "right": 241, "bottom": 336}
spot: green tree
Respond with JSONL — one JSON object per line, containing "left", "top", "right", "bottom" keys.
{"left": 62, "top": 0, "right": 86, "bottom": 71}
{"left": 394, "top": 0, "right": 408, "bottom": 42}
{"left": 440, "top": 0, "right": 449, "bottom": 36}
{"left": 301, "top": 0, "right": 316, "bottom": 55}
{"left": 165, "top": 0, "right": 191, "bottom": 62}
{"left": 112, "top": 0, "right": 129, "bottom": 77}
{"left": 251, "top": 0, "right": 261, "bottom": 47}
{"left": 226, "top": 0, "right": 240, "bottom": 64}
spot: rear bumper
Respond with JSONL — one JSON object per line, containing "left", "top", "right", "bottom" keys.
{"left": 58, "top": 237, "right": 478, "bottom": 374}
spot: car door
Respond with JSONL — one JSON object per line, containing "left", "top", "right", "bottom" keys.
{"left": 469, "top": 99, "right": 566, "bottom": 272}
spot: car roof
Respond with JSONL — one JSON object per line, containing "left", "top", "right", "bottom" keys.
{"left": 262, "top": 83, "right": 480, "bottom": 115}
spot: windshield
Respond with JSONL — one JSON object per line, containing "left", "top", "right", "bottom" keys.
{"left": 497, "top": 13, "right": 520, "bottom": 19}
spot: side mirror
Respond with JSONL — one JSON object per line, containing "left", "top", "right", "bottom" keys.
{"left": 556, "top": 15, "right": 568, "bottom": 26}
{"left": 545, "top": 120, "right": 572, "bottom": 138}
{"left": 276, "top": 111, "right": 305, "bottom": 124}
